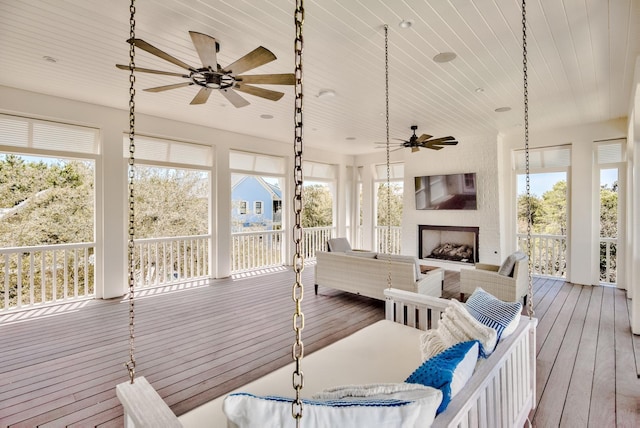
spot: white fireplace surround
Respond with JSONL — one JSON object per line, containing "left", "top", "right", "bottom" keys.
{"left": 419, "top": 225, "right": 479, "bottom": 265}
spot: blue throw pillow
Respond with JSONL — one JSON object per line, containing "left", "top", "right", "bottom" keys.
{"left": 465, "top": 287, "right": 522, "bottom": 341}
{"left": 405, "top": 340, "right": 479, "bottom": 414}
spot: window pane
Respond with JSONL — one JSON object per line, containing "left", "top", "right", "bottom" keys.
{"left": 0, "top": 154, "right": 95, "bottom": 247}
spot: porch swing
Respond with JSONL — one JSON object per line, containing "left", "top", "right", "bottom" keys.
{"left": 116, "top": 0, "right": 538, "bottom": 427}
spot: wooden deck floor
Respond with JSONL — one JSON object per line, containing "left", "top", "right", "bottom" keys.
{"left": 0, "top": 268, "right": 638, "bottom": 427}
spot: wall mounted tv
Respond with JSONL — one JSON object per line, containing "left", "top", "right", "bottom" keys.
{"left": 414, "top": 173, "right": 477, "bottom": 210}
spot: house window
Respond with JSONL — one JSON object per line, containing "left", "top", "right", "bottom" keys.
{"left": 254, "top": 201, "right": 263, "bottom": 215}
{"left": 239, "top": 201, "right": 248, "bottom": 215}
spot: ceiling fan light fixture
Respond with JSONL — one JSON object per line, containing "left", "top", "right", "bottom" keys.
{"left": 433, "top": 52, "right": 457, "bottom": 63}
{"left": 317, "top": 89, "right": 336, "bottom": 98}
{"left": 398, "top": 19, "right": 413, "bottom": 29}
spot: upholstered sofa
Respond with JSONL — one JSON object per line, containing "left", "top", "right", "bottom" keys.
{"left": 314, "top": 250, "right": 443, "bottom": 301}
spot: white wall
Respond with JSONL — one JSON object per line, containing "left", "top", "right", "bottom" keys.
{"left": 0, "top": 85, "right": 353, "bottom": 299}
{"left": 355, "top": 133, "right": 503, "bottom": 265}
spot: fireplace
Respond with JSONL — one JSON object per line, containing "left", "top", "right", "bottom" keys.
{"left": 419, "top": 225, "right": 479, "bottom": 264}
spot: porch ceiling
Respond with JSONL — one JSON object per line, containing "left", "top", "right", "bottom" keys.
{"left": 0, "top": 0, "right": 638, "bottom": 155}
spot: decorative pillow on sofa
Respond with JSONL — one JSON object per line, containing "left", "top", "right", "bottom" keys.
{"left": 405, "top": 341, "right": 479, "bottom": 414}
{"left": 497, "top": 251, "right": 526, "bottom": 276}
{"left": 345, "top": 250, "right": 378, "bottom": 258}
{"left": 419, "top": 299, "right": 497, "bottom": 360}
{"left": 376, "top": 253, "right": 421, "bottom": 279}
{"left": 223, "top": 383, "right": 442, "bottom": 428}
{"left": 465, "top": 287, "right": 522, "bottom": 341}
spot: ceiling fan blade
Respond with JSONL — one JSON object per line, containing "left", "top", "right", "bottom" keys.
{"left": 390, "top": 147, "right": 404, "bottom": 152}
{"left": 416, "top": 134, "right": 433, "bottom": 144}
{"left": 426, "top": 136, "right": 456, "bottom": 144}
{"left": 411, "top": 147, "right": 420, "bottom": 153}
{"left": 144, "top": 82, "right": 193, "bottom": 92}
{"left": 220, "top": 88, "right": 250, "bottom": 108}
{"left": 235, "top": 73, "right": 295, "bottom": 85}
{"left": 128, "top": 38, "right": 195, "bottom": 71}
{"left": 115, "top": 64, "right": 187, "bottom": 77}
{"left": 429, "top": 141, "right": 459, "bottom": 146}
{"left": 189, "top": 31, "right": 218, "bottom": 69}
{"left": 190, "top": 87, "right": 212, "bottom": 105}
{"left": 426, "top": 145, "right": 444, "bottom": 150}
{"left": 393, "top": 138, "right": 410, "bottom": 143}
{"left": 223, "top": 46, "right": 276, "bottom": 75}
{"left": 234, "top": 83, "right": 284, "bottom": 101}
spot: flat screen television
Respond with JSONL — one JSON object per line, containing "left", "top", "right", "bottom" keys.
{"left": 414, "top": 173, "right": 477, "bottom": 210}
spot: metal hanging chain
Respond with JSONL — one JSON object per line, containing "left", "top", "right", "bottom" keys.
{"left": 522, "top": 0, "right": 534, "bottom": 319}
{"left": 384, "top": 24, "right": 392, "bottom": 289}
{"left": 124, "top": 0, "right": 137, "bottom": 384}
{"left": 291, "top": 0, "right": 305, "bottom": 424}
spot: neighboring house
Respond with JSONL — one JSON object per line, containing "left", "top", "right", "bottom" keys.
{"left": 231, "top": 176, "right": 282, "bottom": 231}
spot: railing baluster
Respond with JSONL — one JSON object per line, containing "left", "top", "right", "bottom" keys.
{"left": 63, "top": 249, "right": 69, "bottom": 300}
{"left": 30, "top": 252, "right": 35, "bottom": 305}
{"left": 73, "top": 249, "right": 78, "bottom": 298}
{"left": 17, "top": 253, "right": 22, "bottom": 308}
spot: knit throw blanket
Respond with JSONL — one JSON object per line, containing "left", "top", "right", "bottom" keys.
{"left": 420, "top": 299, "right": 497, "bottom": 360}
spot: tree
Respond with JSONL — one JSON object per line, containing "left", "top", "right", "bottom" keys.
{"left": 599, "top": 182, "right": 618, "bottom": 238}
{"left": 517, "top": 193, "right": 542, "bottom": 233}
{"left": 538, "top": 181, "right": 567, "bottom": 235}
{"left": 302, "top": 184, "right": 333, "bottom": 227}
{"left": 376, "top": 182, "right": 403, "bottom": 226}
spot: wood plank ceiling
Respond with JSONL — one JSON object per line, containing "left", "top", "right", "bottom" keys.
{"left": 0, "top": 0, "right": 638, "bottom": 155}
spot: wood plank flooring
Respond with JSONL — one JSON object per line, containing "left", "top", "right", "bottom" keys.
{"left": 0, "top": 268, "right": 638, "bottom": 427}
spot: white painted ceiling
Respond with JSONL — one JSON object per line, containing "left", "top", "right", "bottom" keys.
{"left": 0, "top": 0, "right": 638, "bottom": 155}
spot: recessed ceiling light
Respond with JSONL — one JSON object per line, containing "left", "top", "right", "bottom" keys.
{"left": 346, "top": 137, "right": 356, "bottom": 141}
{"left": 260, "top": 114, "right": 274, "bottom": 119}
{"left": 495, "top": 107, "right": 512, "bottom": 113}
{"left": 317, "top": 89, "right": 336, "bottom": 98}
{"left": 433, "top": 52, "right": 457, "bottom": 63}
{"left": 398, "top": 19, "right": 413, "bottom": 29}
{"left": 42, "top": 55, "right": 58, "bottom": 63}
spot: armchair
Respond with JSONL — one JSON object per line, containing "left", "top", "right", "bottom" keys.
{"left": 460, "top": 252, "right": 529, "bottom": 303}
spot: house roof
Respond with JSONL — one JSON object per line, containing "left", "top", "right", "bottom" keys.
{"left": 0, "top": 1, "right": 638, "bottom": 155}
{"left": 232, "top": 175, "right": 282, "bottom": 200}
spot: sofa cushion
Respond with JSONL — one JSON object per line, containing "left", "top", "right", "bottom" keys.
{"left": 497, "top": 251, "right": 526, "bottom": 277}
{"left": 327, "top": 238, "right": 352, "bottom": 252}
{"left": 376, "top": 254, "right": 421, "bottom": 279}
{"left": 405, "top": 341, "right": 479, "bottom": 414}
{"left": 345, "top": 250, "right": 378, "bottom": 258}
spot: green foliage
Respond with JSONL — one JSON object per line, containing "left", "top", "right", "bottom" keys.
{"left": 0, "top": 156, "right": 94, "bottom": 247}
{"left": 376, "top": 182, "right": 403, "bottom": 226}
{"left": 134, "top": 166, "right": 209, "bottom": 238}
{"left": 302, "top": 184, "right": 333, "bottom": 227}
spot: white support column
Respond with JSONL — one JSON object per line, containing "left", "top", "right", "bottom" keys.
{"left": 215, "top": 146, "right": 231, "bottom": 278}
{"left": 569, "top": 141, "right": 594, "bottom": 285}
{"left": 101, "top": 127, "right": 127, "bottom": 299}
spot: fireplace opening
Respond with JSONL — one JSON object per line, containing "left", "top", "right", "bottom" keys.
{"left": 419, "top": 225, "right": 479, "bottom": 264}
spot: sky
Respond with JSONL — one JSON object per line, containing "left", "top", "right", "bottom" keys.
{"left": 517, "top": 169, "right": 618, "bottom": 197}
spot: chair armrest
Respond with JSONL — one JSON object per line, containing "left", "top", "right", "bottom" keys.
{"left": 475, "top": 263, "right": 500, "bottom": 272}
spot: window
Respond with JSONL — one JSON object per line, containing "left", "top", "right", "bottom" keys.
{"left": 254, "top": 201, "right": 263, "bottom": 215}
{"left": 239, "top": 201, "right": 248, "bottom": 215}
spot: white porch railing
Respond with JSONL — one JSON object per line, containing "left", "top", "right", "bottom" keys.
{"left": 230, "top": 227, "right": 334, "bottom": 273}
{"left": 1, "top": 242, "right": 95, "bottom": 311}
{"left": 517, "top": 233, "right": 566, "bottom": 278}
{"left": 231, "top": 230, "right": 284, "bottom": 273}
{"left": 303, "top": 226, "right": 335, "bottom": 261}
{"left": 374, "top": 226, "right": 402, "bottom": 254}
{"left": 134, "top": 234, "right": 210, "bottom": 288}
{"left": 599, "top": 237, "right": 617, "bottom": 285}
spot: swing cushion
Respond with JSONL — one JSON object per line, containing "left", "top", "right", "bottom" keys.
{"left": 465, "top": 287, "right": 522, "bottom": 341}
{"left": 405, "top": 340, "right": 479, "bottom": 414}
{"left": 223, "top": 383, "right": 442, "bottom": 428}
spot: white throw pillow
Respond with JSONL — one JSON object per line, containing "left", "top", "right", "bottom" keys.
{"left": 223, "top": 384, "right": 442, "bottom": 428}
